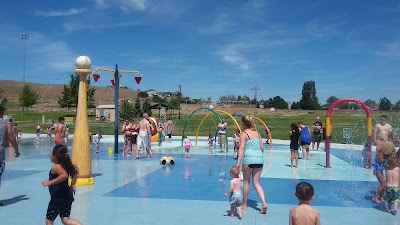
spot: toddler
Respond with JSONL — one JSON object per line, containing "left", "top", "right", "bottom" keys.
{"left": 183, "top": 136, "right": 192, "bottom": 158}
{"left": 208, "top": 134, "right": 214, "bottom": 154}
{"left": 224, "top": 166, "right": 243, "bottom": 219}
{"left": 94, "top": 130, "right": 103, "bottom": 153}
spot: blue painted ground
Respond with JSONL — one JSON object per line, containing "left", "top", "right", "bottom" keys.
{"left": 0, "top": 136, "right": 397, "bottom": 225}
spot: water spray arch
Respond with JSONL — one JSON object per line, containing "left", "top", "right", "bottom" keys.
{"left": 253, "top": 117, "right": 273, "bottom": 149}
{"left": 195, "top": 109, "right": 242, "bottom": 147}
{"left": 325, "top": 98, "right": 372, "bottom": 168}
{"left": 181, "top": 107, "right": 227, "bottom": 152}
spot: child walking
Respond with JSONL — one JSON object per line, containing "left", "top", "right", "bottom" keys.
{"left": 232, "top": 129, "right": 240, "bottom": 160}
{"left": 94, "top": 130, "right": 103, "bottom": 153}
{"left": 208, "top": 134, "right": 214, "bottom": 154}
{"left": 41, "top": 145, "right": 81, "bottom": 225}
{"left": 289, "top": 182, "right": 321, "bottom": 225}
{"left": 372, "top": 148, "right": 386, "bottom": 204}
{"left": 385, "top": 153, "right": 400, "bottom": 214}
{"left": 224, "top": 166, "right": 243, "bottom": 219}
{"left": 183, "top": 136, "right": 192, "bottom": 158}
{"left": 290, "top": 123, "right": 300, "bottom": 168}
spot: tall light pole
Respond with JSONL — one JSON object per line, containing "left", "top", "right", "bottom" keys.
{"left": 178, "top": 84, "right": 182, "bottom": 119}
{"left": 20, "top": 34, "right": 30, "bottom": 83}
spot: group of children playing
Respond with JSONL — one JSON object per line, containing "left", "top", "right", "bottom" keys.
{"left": 373, "top": 140, "right": 400, "bottom": 215}
{"left": 206, "top": 129, "right": 241, "bottom": 159}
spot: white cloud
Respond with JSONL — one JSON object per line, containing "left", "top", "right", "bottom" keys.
{"left": 34, "top": 8, "right": 87, "bottom": 17}
{"left": 64, "top": 21, "right": 142, "bottom": 32}
{"left": 120, "top": 0, "right": 148, "bottom": 12}
{"left": 93, "top": 0, "right": 109, "bottom": 9}
{"left": 375, "top": 42, "right": 400, "bottom": 58}
{"left": 198, "top": 14, "right": 232, "bottom": 35}
{"left": 216, "top": 45, "right": 250, "bottom": 71}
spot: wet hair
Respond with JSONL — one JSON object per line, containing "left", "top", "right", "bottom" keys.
{"left": 242, "top": 115, "right": 255, "bottom": 130}
{"left": 381, "top": 115, "right": 387, "bottom": 119}
{"left": 386, "top": 154, "right": 398, "bottom": 168}
{"left": 230, "top": 166, "right": 240, "bottom": 178}
{"left": 52, "top": 145, "right": 79, "bottom": 178}
{"left": 208, "top": 133, "right": 213, "bottom": 138}
{"left": 0, "top": 105, "right": 5, "bottom": 112}
{"left": 291, "top": 123, "right": 298, "bottom": 130}
{"left": 295, "top": 182, "right": 314, "bottom": 201}
{"left": 59, "top": 117, "right": 65, "bottom": 122}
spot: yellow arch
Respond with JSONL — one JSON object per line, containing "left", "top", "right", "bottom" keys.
{"left": 195, "top": 109, "right": 241, "bottom": 147}
{"left": 253, "top": 117, "right": 272, "bottom": 149}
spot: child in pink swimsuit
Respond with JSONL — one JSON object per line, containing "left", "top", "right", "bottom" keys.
{"left": 183, "top": 136, "right": 192, "bottom": 158}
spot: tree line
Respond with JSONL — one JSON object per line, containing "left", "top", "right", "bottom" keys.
{"left": 219, "top": 80, "right": 400, "bottom": 111}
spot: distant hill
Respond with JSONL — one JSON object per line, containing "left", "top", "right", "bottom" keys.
{"left": 0, "top": 80, "right": 138, "bottom": 111}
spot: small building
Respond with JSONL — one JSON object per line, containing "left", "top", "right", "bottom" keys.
{"left": 96, "top": 105, "right": 115, "bottom": 122}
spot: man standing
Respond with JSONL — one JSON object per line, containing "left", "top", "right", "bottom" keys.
{"left": 374, "top": 115, "right": 394, "bottom": 151}
{"left": 0, "top": 105, "right": 20, "bottom": 206}
{"left": 311, "top": 117, "right": 323, "bottom": 151}
{"left": 137, "top": 113, "right": 152, "bottom": 159}
{"left": 217, "top": 117, "right": 228, "bottom": 153}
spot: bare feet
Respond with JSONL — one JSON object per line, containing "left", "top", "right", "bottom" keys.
{"left": 372, "top": 196, "right": 382, "bottom": 204}
{"left": 240, "top": 205, "right": 247, "bottom": 210}
{"left": 229, "top": 214, "right": 234, "bottom": 217}
{"left": 260, "top": 205, "right": 268, "bottom": 214}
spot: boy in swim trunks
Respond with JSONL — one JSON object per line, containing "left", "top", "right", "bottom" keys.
{"left": 224, "top": 166, "right": 243, "bottom": 219}
{"left": 385, "top": 146, "right": 400, "bottom": 214}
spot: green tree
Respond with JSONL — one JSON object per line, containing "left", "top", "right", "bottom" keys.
{"left": 0, "top": 88, "right": 8, "bottom": 106}
{"left": 138, "top": 91, "right": 148, "bottom": 98}
{"left": 291, "top": 101, "right": 301, "bottom": 109}
{"left": 326, "top": 96, "right": 339, "bottom": 106}
{"left": 393, "top": 101, "right": 400, "bottom": 112}
{"left": 364, "top": 99, "right": 377, "bottom": 109}
{"left": 119, "top": 100, "right": 134, "bottom": 121}
{"left": 142, "top": 97, "right": 152, "bottom": 117}
{"left": 19, "top": 84, "right": 39, "bottom": 114}
{"left": 152, "top": 95, "right": 164, "bottom": 103}
{"left": 299, "top": 81, "right": 320, "bottom": 110}
{"left": 271, "top": 96, "right": 288, "bottom": 109}
{"left": 58, "top": 74, "right": 96, "bottom": 109}
{"left": 379, "top": 97, "right": 392, "bottom": 111}
{"left": 133, "top": 95, "right": 142, "bottom": 117}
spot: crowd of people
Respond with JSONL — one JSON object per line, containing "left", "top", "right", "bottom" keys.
{"left": 3, "top": 107, "right": 400, "bottom": 223}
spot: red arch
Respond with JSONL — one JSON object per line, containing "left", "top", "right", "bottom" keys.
{"left": 325, "top": 98, "right": 372, "bottom": 168}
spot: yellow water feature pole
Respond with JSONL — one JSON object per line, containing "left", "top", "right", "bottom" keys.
{"left": 71, "top": 56, "right": 94, "bottom": 186}
{"left": 253, "top": 117, "right": 272, "bottom": 148}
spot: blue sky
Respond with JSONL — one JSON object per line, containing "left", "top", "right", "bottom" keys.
{"left": 0, "top": 0, "right": 399, "bottom": 104}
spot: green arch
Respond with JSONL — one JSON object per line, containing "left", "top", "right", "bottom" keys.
{"left": 181, "top": 107, "right": 228, "bottom": 152}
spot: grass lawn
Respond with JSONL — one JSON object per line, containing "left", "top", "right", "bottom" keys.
{"left": 5, "top": 109, "right": 399, "bottom": 145}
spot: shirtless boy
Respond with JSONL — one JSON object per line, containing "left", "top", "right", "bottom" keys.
{"left": 289, "top": 182, "right": 321, "bottom": 225}
{"left": 374, "top": 115, "right": 394, "bottom": 151}
{"left": 224, "top": 166, "right": 243, "bottom": 219}
{"left": 385, "top": 152, "right": 400, "bottom": 215}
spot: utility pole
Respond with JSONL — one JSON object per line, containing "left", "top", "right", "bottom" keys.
{"left": 251, "top": 85, "right": 260, "bottom": 108}
{"left": 178, "top": 84, "right": 182, "bottom": 119}
{"left": 20, "top": 34, "right": 31, "bottom": 83}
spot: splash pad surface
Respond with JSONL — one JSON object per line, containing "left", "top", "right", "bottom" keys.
{"left": 0, "top": 136, "right": 397, "bottom": 225}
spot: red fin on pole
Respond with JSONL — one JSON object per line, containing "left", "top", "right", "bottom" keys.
{"left": 134, "top": 75, "right": 142, "bottom": 84}
{"left": 93, "top": 74, "right": 100, "bottom": 82}
{"left": 111, "top": 79, "right": 115, "bottom": 86}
